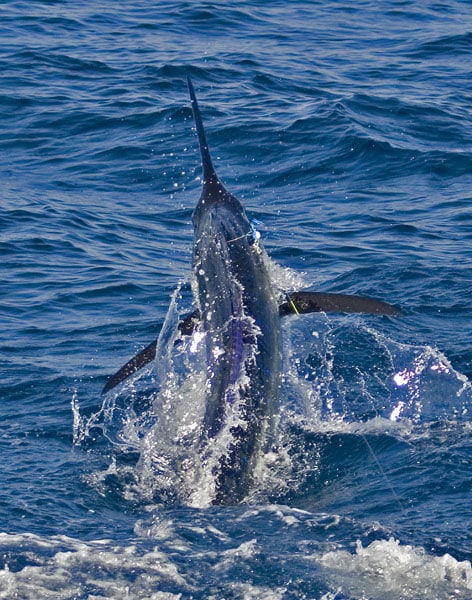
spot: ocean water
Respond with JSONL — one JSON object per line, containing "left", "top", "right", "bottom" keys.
{"left": 2, "top": 0, "right": 472, "bottom": 598}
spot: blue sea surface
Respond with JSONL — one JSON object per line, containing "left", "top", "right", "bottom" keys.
{"left": 2, "top": 1, "right": 472, "bottom": 598}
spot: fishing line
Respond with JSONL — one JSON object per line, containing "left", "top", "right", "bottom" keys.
{"left": 227, "top": 220, "right": 262, "bottom": 246}
{"left": 217, "top": 218, "right": 403, "bottom": 511}
{"left": 288, "top": 291, "right": 405, "bottom": 514}
{"left": 361, "top": 432, "right": 405, "bottom": 514}
{"left": 286, "top": 293, "right": 300, "bottom": 315}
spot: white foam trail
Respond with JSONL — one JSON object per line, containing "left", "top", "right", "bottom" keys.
{"left": 320, "top": 537, "right": 472, "bottom": 599}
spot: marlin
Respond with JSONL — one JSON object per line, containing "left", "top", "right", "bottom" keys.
{"left": 103, "top": 77, "right": 400, "bottom": 503}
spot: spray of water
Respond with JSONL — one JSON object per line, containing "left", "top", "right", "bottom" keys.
{"left": 73, "top": 262, "right": 472, "bottom": 508}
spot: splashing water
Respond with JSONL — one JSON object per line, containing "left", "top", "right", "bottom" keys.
{"left": 74, "top": 263, "right": 472, "bottom": 508}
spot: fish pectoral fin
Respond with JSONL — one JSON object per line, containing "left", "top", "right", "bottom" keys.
{"left": 279, "top": 291, "right": 402, "bottom": 317}
{"left": 102, "top": 339, "right": 158, "bottom": 394}
{"left": 102, "top": 310, "right": 201, "bottom": 394}
{"left": 178, "top": 308, "right": 200, "bottom": 335}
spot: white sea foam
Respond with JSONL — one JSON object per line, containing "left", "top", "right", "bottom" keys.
{"left": 320, "top": 537, "right": 472, "bottom": 600}
{"left": 0, "top": 532, "right": 187, "bottom": 600}
{"left": 2, "top": 527, "right": 470, "bottom": 600}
